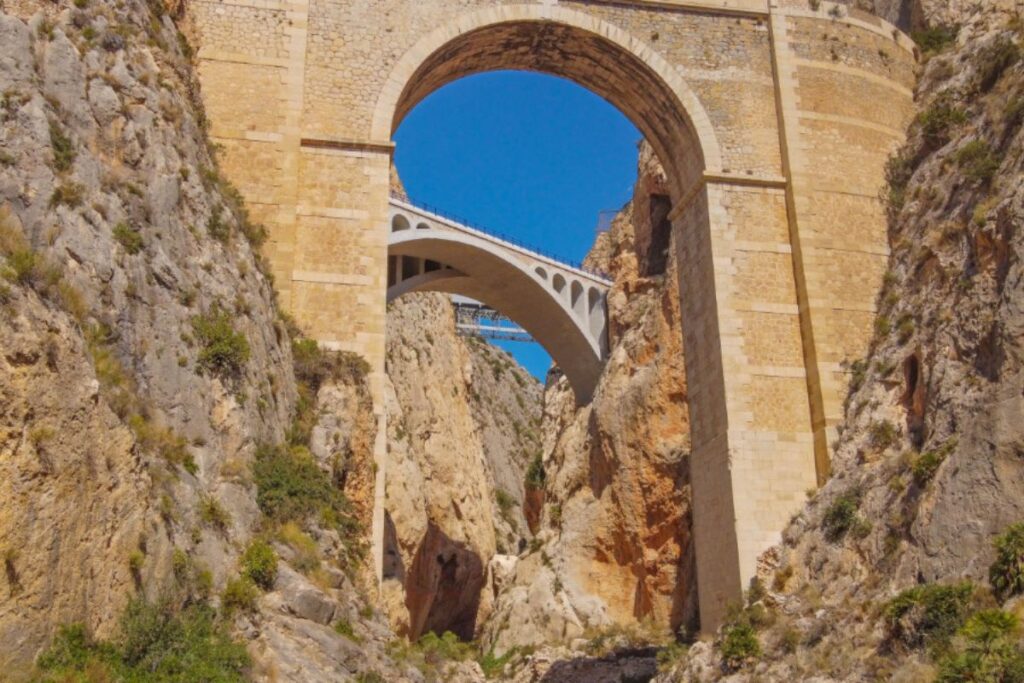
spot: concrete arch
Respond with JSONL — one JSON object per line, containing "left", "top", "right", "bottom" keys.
{"left": 392, "top": 214, "right": 410, "bottom": 231}
{"left": 371, "top": 3, "right": 724, "bottom": 196}
{"left": 387, "top": 213, "right": 607, "bottom": 403}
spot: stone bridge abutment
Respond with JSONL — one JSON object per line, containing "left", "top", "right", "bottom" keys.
{"left": 187, "top": 0, "right": 918, "bottom": 629}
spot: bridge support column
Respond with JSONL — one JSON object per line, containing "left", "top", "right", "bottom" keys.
{"left": 674, "top": 175, "right": 819, "bottom": 630}
{"left": 287, "top": 140, "right": 393, "bottom": 585}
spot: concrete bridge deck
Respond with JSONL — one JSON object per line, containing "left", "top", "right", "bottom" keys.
{"left": 387, "top": 198, "right": 611, "bottom": 402}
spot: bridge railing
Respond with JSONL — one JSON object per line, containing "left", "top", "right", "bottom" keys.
{"left": 392, "top": 192, "right": 613, "bottom": 282}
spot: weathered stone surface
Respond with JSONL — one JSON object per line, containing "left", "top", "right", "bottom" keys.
{"left": 183, "top": 0, "right": 918, "bottom": 622}
{"left": 382, "top": 292, "right": 542, "bottom": 639}
{"left": 658, "top": 4, "right": 1024, "bottom": 679}
{"left": 0, "top": 3, "right": 409, "bottom": 679}
{"left": 482, "top": 145, "right": 695, "bottom": 654}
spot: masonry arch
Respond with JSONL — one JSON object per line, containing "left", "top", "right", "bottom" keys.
{"left": 191, "top": 0, "right": 918, "bottom": 632}
{"left": 372, "top": 4, "right": 723, "bottom": 201}
{"left": 375, "top": 2, "right": 737, "bottom": 629}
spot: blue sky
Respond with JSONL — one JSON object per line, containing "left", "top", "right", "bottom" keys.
{"left": 394, "top": 71, "right": 641, "bottom": 380}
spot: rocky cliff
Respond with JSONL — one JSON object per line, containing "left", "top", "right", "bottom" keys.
{"left": 381, "top": 292, "right": 541, "bottom": 642}
{"left": 0, "top": 1, "right": 425, "bottom": 680}
{"left": 657, "top": 3, "right": 1024, "bottom": 680}
{"left": 479, "top": 143, "right": 695, "bottom": 659}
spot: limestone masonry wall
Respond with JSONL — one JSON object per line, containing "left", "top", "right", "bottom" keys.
{"left": 185, "top": 0, "right": 917, "bottom": 629}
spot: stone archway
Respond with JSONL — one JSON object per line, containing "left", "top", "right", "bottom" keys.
{"left": 189, "top": 0, "right": 918, "bottom": 629}
{"left": 369, "top": 5, "right": 762, "bottom": 631}
{"left": 371, "top": 4, "right": 722, "bottom": 202}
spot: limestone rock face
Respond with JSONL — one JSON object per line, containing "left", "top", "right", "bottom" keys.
{"left": 0, "top": 284, "right": 153, "bottom": 669}
{"left": 0, "top": 1, "right": 298, "bottom": 670}
{"left": 0, "top": 2, "right": 407, "bottom": 679}
{"left": 382, "top": 292, "right": 542, "bottom": 640}
{"left": 659, "top": 4, "right": 1024, "bottom": 679}
{"left": 482, "top": 144, "right": 694, "bottom": 654}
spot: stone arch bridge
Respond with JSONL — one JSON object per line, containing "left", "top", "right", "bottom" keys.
{"left": 387, "top": 199, "right": 611, "bottom": 402}
{"left": 186, "top": 0, "right": 918, "bottom": 628}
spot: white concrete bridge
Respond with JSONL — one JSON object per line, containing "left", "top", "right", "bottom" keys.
{"left": 387, "top": 199, "right": 610, "bottom": 403}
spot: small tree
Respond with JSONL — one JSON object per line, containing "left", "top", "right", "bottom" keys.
{"left": 991, "top": 523, "right": 1024, "bottom": 601}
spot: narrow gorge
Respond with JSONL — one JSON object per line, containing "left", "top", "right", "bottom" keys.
{"left": 2, "top": 0, "right": 1024, "bottom": 681}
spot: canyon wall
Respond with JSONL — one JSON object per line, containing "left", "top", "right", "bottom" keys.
{"left": 659, "top": 3, "right": 1024, "bottom": 679}
{"left": 0, "top": 2, "right": 434, "bottom": 679}
{"left": 381, "top": 292, "right": 541, "bottom": 641}
{"left": 480, "top": 144, "right": 695, "bottom": 655}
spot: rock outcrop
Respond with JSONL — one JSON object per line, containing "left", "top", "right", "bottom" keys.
{"left": 0, "top": 1, "right": 412, "bottom": 679}
{"left": 481, "top": 144, "right": 695, "bottom": 655}
{"left": 382, "top": 292, "right": 542, "bottom": 641}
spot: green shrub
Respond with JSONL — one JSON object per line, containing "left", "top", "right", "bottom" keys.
{"left": 494, "top": 488, "right": 518, "bottom": 527}
{"left": 292, "top": 338, "right": 327, "bottom": 388}
{"left": 525, "top": 453, "right": 545, "bottom": 489}
{"left": 276, "top": 521, "right": 321, "bottom": 573}
{"left": 912, "top": 25, "right": 958, "bottom": 55}
{"left": 127, "top": 414, "right": 196, "bottom": 473}
{"left": 207, "top": 208, "right": 230, "bottom": 242}
{"left": 990, "top": 523, "right": 1024, "bottom": 601}
{"left": 912, "top": 440, "right": 956, "bottom": 487}
{"left": 49, "top": 121, "right": 75, "bottom": 173}
{"left": 897, "top": 314, "right": 915, "bottom": 343}
{"left": 869, "top": 420, "right": 899, "bottom": 450}
{"left": 221, "top": 576, "right": 259, "bottom": 614}
{"left": 334, "top": 618, "right": 362, "bottom": 643}
{"left": 917, "top": 97, "right": 967, "bottom": 147}
{"left": 192, "top": 308, "right": 250, "bottom": 378}
{"left": 241, "top": 539, "right": 277, "bottom": 590}
{"left": 252, "top": 444, "right": 363, "bottom": 563}
{"left": 199, "top": 495, "right": 230, "bottom": 531}
{"left": 495, "top": 488, "right": 517, "bottom": 514}
{"left": 885, "top": 150, "right": 914, "bottom": 213}
{"left": 913, "top": 450, "right": 945, "bottom": 486}
{"left": 937, "top": 609, "right": 1024, "bottom": 682}
{"left": 36, "top": 599, "right": 249, "bottom": 681}
{"left": 478, "top": 648, "right": 518, "bottom": 678}
{"left": 955, "top": 141, "right": 1001, "bottom": 185}
{"left": 885, "top": 582, "right": 975, "bottom": 651}
{"left": 822, "top": 491, "right": 864, "bottom": 542}
{"left": 976, "top": 35, "right": 1021, "bottom": 92}
{"left": 549, "top": 502, "right": 562, "bottom": 527}
{"left": 4, "top": 248, "right": 41, "bottom": 286}
{"left": 50, "top": 182, "right": 84, "bottom": 208}
{"left": 171, "top": 548, "right": 190, "bottom": 581}
{"left": 292, "top": 338, "right": 370, "bottom": 391}
{"left": 656, "top": 642, "right": 689, "bottom": 672}
{"left": 720, "top": 622, "right": 760, "bottom": 671}
{"left": 36, "top": 624, "right": 101, "bottom": 672}
{"left": 416, "top": 631, "right": 475, "bottom": 665}
{"left": 112, "top": 222, "right": 143, "bottom": 255}
{"left": 128, "top": 550, "right": 144, "bottom": 577}
{"left": 287, "top": 382, "right": 318, "bottom": 447}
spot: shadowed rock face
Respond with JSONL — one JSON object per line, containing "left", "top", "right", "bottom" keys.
{"left": 405, "top": 522, "right": 486, "bottom": 641}
{"left": 540, "top": 647, "right": 659, "bottom": 683}
{"left": 480, "top": 144, "right": 695, "bottom": 656}
{"left": 382, "top": 291, "right": 542, "bottom": 640}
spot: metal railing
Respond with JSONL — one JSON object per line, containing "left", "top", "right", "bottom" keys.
{"left": 391, "top": 192, "right": 613, "bottom": 281}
